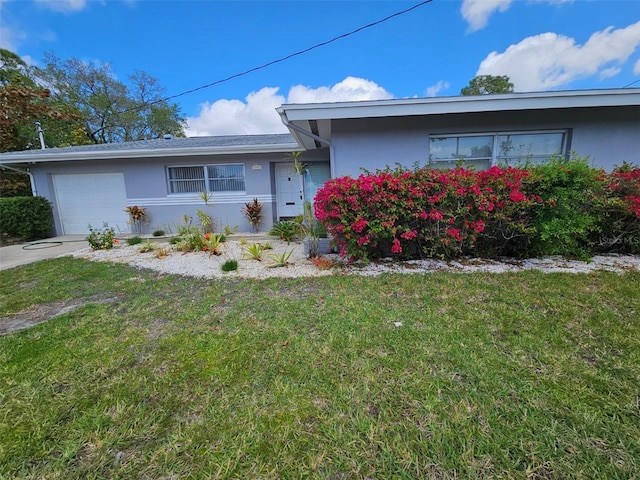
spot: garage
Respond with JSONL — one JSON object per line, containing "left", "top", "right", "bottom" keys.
{"left": 53, "top": 173, "right": 129, "bottom": 234}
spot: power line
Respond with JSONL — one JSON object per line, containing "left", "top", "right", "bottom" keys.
{"left": 126, "top": 0, "right": 434, "bottom": 112}
{"left": 622, "top": 78, "right": 640, "bottom": 88}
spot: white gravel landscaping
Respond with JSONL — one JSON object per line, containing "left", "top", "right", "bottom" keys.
{"left": 69, "top": 237, "right": 640, "bottom": 279}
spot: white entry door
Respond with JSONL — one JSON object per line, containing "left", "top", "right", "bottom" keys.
{"left": 275, "top": 163, "right": 304, "bottom": 218}
{"left": 53, "top": 173, "right": 129, "bottom": 234}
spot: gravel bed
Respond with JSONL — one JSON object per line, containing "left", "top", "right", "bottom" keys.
{"left": 69, "top": 239, "right": 640, "bottom": 279}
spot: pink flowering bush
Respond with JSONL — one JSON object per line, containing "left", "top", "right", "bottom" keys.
{"left": 314, "top": 160, "right": 640, "bottom": 260}
{"left": 315, "top": 165, "right": 542, "bottom": 260}
{"left": 595, "top": 162, "right": 640, "bottom": 253}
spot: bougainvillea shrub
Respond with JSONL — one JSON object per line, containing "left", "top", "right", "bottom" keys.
{"left": 314, "top": 160, "right": 640, "bottom": 261}
{"left": 314, "top": 165, "right": 543, "bottom": 260}
{"left": 595, "top": 162, "right": 640, "bottom": 253}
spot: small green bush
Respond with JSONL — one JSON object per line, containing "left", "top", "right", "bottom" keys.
{"left": 221, "top": 259, "right": 238, "bottom": 272}
{"left": 86, "top": 224, "right": 116, "bottom": 250}
{"left": 268, "top": 221, "right": 300, "bottom": 244}
{"left": 152, "top": 229, "right": 165, "bottom": 237}
{"left": 138, "top": 240, "right": 155, "bottom": 253}
{"left": 126, "top": 236, "right": 143, "bottom": 245}
{"left": 0, "top": 196, "right": 53, "bottom": 239}
{"left": 524, "top": 156, "right": 604, "bottom": 259}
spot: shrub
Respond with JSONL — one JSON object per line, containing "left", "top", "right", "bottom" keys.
{"left": 223, "top": 225, "right": 239, "bottom": 236}
{"left": 152, "top": 229, "right": 165, "bottom": 237}
{"left": 315, "top": 165, "right": 543, "bottom": 261}
{"left": 268, "top": 221, "right": 300, "bottom": 244}
{"left": 139, "top": 240, "right": 155, "bottom": 253}
{"left": 196, "top": 209, "right": 213, "bottom": 234}
{"left": 221, "top": 259, "right": 238, "bottom": 272}
{"left": 594, "top": 162, "right": 640, "bottom": 253}
{"left": 311, "top": 256, "right": 335, "bottom": 270}
{"left": 242, "top": 198, "right": 263, "bottom": 233}
{"left": 86, "top": 224, "right": 116, "bottom": 250}
{"left": 523, "top": 156, "right": 604, "bottom": 259}
{"left": 0, "top": 196, "right": 53, "bottom": 239}
{"left": 126, "top": 236, "right": 143, "bottom": 245}
{"left": 124, "top": 205, "right": 148, "bottom": 234}
{"left": 315, "top": 159, "right": 640, "bottom": 261}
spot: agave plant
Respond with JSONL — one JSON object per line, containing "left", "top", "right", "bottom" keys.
{"left": 242, "top": 242, "right": 264, "bottom": 261}
{"left": 203, "top": 233, "right": 224, "bottom": 256}
{"left": 267, "top": 249, "right": 294, "bottom": 268}
{"left": 268, "top": 221, "right": 301, "bottom": 244}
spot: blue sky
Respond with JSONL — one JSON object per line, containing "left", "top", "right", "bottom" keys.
{"left": 1, "top": 0, "right": 639, "bottom": 136}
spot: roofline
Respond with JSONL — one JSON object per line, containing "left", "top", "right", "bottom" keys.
{"left": 277, "top": 88, "right": 640, "bottom": 121}
{"left": 0, "top": 142, "right": 301, "bottom": 165}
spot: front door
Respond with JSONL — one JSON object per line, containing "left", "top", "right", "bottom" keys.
{"left": 275, "top": 163, "right": 303, "bottom": 219}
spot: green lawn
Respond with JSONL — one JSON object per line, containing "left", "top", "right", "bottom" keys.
{"left": 1, "top": 257, "right": 639, "bottom": 479}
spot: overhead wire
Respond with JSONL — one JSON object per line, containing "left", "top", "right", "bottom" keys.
{"left": 119, "top": 0, "right": 434, "bottom": 114}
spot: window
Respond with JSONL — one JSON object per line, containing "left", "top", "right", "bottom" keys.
{"left": 429, "top": 135, "right": 493, "bottom": 170}
{"left": 429, "top": 131, "right": 567, "bottom": 170}
{"left": 167, "top": 164, "right": 245, "bottom": 194}
{"left": 167, "top": 166, "right": 206, "bottom": 193}
{"left": 304, "top": 163, "right": 331, "bottom": 204}
{"left": 207, "top": 165, "right": 245, "bottom": 192}
{"left": 496, "top": 133, "right": 565, "bottom": 165}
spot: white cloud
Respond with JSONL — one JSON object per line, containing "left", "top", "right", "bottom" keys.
{"left": 476, "top": 21, "right": 640, "bottom": 90}
{"left": 425, "top": 80, "right": 450, "bottom": 97}
{"left": 35, "top": 0, "right": 87, "bottom": 13}
{"left": 634, "top": 59, "right": 640, "bottom": 75}
{"left": 287, "top": 76, "right": 393, "bottom": 104}
{"left": 599, "top": 67, "right": 621, "bottom": 79}
{"left": 461, "top": 0, "right": 511, "bottom": 32}
{"left": 0, "top": 25, "right": 25, "bottom": 51}
{"left": 40, "top": 29, "right": 57, "bottom": 42}
{"left": 461, "top": 0, "right": 573, "bottom": 32}
{"left": 185, "top": 76, "right": 393, "bottom": 137}
{"left": 530, "top": 0, "right": 573, "bottom": 4}
{"left": 185, "top": 87, "right": 286, "bottom": 136}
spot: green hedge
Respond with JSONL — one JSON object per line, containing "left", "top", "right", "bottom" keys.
{"left": 0, "top": 196, "right": 53, "bottom": 239}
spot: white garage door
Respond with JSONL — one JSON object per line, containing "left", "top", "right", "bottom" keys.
{"left": 54, "top": 173, "right": 129, "bottom": 234}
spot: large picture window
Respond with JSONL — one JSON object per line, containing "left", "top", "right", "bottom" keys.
{"left": 429, "top": 131, "right": 567, "bottom": 170}
{"left": 167, "top": 164, "right": 246, "bottom": 194}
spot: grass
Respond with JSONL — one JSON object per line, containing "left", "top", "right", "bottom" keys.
{"left": 1, "top": 257, "right": 639, "bottom": 479}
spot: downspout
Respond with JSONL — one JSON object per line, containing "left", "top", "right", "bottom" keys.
{"left": 0, "top": 164, "right": 37, "bottom": 196}
{"left": 277, "top": 109, "right": 336, "bottom": 178}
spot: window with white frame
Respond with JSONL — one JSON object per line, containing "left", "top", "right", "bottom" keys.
{"left": 429, "top": 131, "right": 567, "bottom": 170}
{"left": 167, "top": 164, "right": 246, "bottom": 194}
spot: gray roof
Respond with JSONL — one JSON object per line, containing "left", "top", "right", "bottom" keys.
{"left": 0, "top": 133, "right": 299, "bottom": 163}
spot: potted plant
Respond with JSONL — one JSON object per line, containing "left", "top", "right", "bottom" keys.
{"left": 301, "top": 201, "right": 332, "bottom": 257}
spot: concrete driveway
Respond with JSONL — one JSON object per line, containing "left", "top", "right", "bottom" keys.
{"left": 0, "top": 236, "right": 89, "bottom": 271}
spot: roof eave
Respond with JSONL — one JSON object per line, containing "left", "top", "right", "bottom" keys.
{"left": 280, "top": 89, "right": 640, "bottom": 121}
{"left": 0, "top": 142, "right": 302, "bottom": 165}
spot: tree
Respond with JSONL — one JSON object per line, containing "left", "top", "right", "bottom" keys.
{"left": 1, "top": 48, "right": 89, "bottom": 152}
{"left": 461, "top": 75, "right": 514, "bottom": 96}
{"left": 37, "top": 53, "right": 186, "bottom": 144}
